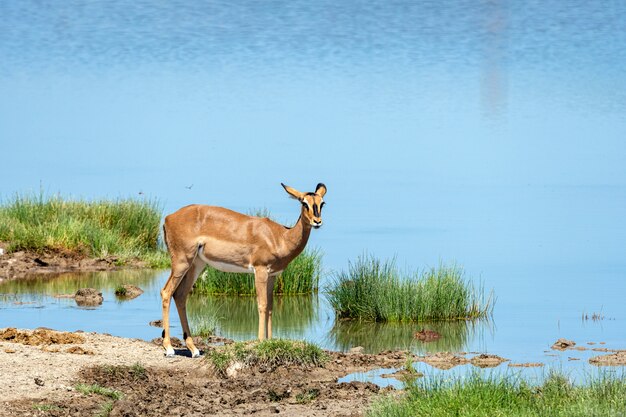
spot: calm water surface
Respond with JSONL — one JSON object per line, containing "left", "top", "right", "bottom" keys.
{"left": 1, "top": 1, "right": 625, "bottom": 378}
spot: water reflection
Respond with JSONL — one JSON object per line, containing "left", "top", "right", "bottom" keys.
{"left": 0, "top": 269, "right": 162, "bottom": 301}
{"left": 329, "top": 320, "right": 491, "bottom": 354}
{"left": 187, "top": 294, "right": 319, "bottom": 341}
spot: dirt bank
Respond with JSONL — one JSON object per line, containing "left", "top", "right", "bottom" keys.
{"left": 0, "top": 244, "right": 148, "bottom": 282}
{"left": 0, "top": 328, "right": 410, "bottom": 417}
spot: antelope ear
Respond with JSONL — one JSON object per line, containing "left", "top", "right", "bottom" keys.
{"left": 315, "top": 183, "right": 327, "bottom": 197}
{"left": 281, "top": 183, "right": 304, "bottom": 201}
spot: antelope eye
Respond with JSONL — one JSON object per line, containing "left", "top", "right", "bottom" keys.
{"left": 301, "top": 201, "right": 309, "bottom": 208}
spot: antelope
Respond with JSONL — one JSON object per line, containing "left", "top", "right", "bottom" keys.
{"left": 160, "top": 182, "right": 327, "bottom": 357}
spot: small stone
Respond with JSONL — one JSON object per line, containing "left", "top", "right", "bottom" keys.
{"left": 551, "top": 338, "right": 576, "bottom": 351}
{"left": 349, "top": 346, "right": 364, "bottom": 354}
{"left": 34, "top": 377, "right": 44, "bottom": 386}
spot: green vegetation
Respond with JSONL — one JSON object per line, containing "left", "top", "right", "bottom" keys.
{"left": 208, "top": 339, "right": 328, "bottom": 376}
{"left": 326, "top": 255, "right": 493, "bottom": 322}
{"left": 329, "top": 320, "right": 478, "bottom": 353}
{"left": 75, "top": 383, "right": 123, "bottom": 400}
{"left": 0, "top": 193, "right": 168, "bottom": 268}
{"left": 97, "top": 363, "right": 147, "bottom": 380}
{"left": 189, "top": 311, "right": 218, "bottom": 337}
{"left": 186, "top": 294, "right": 318, "bottom": 339}
{"left": 367, "top": 372, "right": 626, "bottom": 417}
{"left": 194, "top": 248, "right": 322, "bottom": 295}
{"left": 114, "top": 285, "right": 127, "bottom": 296}
{"left": 97, "top": 401, "right": 114, "bottom": 417}
{"left": 32, "top": 404, "right": 62, "bottom": 412}
{"left": 296, "top": 388, "right": 320, "bottom": 404}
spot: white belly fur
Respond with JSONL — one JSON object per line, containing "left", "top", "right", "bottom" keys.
{"left": 198, "top": 252, "right": 254, "bottom": 274}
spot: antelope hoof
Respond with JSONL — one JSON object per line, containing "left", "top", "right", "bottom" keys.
{"left": 164, "top": 346, "right": 175, "bottom": 357}
{"left": 191, "top": 349, "right": 201, "bottom": 358}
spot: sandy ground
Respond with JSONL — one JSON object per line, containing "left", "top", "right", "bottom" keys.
{"left": 0, "top": 328, "right": 408, "bottom": 417}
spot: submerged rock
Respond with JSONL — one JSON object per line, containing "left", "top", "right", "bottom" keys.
{"left": 589, "top": 351, "right": 626, "bottom": 366}
{"left": 74, "top": 288, "right": 103, "bottom": 307}
{"left": 419, "top": 352, "right": 469, "bottom": 370}
{"left": 470, "top": 353, "right": 508, "bottom": 368}
{"left": 551, "top": 338, "right": 576, "bottom": 351}
{"left": 115, "top": 284, "right": 144, "bottom": 299}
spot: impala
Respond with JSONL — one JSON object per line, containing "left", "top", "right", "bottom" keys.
{"left": 160, "top": 182, "right": 327, "bottom": 357}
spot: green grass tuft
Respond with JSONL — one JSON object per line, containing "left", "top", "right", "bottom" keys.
{"left": 0, "top": 192, "right": 168, "bottom": 267}
{"left": 114, "top": 285, "right": 127, "bottom": 296}
{"left": 75, "top": 383, "right": 123, "bottom": 400}
{"left": 32, "top": 404, "right": 63, "bottom": 411}
{"left": 208, "top": 339, "right": 328, "bottom": 376}
{"left": 326, "top": 254, "right": 493, "bottom": 322}
{"left": 367, "top": 372, "right": 626, "bottom": 417}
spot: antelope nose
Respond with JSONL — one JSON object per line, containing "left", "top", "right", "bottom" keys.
{"left": 314, "top": 219, "right": 322, "bottom": 226}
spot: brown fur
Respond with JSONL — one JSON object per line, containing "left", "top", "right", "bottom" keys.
{"left": 160, "top": 183, "right": 326, "bottom": 356}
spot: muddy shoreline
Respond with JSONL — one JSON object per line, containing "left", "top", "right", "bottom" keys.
{"left": 2, "top": 327, "right": 624, "bottom": 417}
{"left": 0, "top": 244, "right": 150, "bottom": 283}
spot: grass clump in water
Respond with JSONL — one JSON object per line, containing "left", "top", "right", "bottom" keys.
{"left": 0, "top": 192, "right": 169, "bottom": 268}
{"left": 367, "top": 372, "right": 626, "bottom": 417}
{"left": 326, "top": 254, "right": 493, "bottom": 322}
{"left": 208, "top": 339, "right": 328, "bottom": 376}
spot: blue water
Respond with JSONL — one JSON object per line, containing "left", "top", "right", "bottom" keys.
{"left": 1, "top": 0, "right": 626, "bottom": 376}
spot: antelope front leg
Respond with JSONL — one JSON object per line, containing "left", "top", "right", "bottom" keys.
{"left": 254, "top": 267, "right": 270, "bottom": 340}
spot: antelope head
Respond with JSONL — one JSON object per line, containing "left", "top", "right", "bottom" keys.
{"left": 281, "top": 182, "right": 327, "bottom": 228}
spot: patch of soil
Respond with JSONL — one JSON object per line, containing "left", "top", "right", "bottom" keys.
{"left": 508, "top": 362, "right": 544, "bottom": 368}
{"left": 1, "top": 330, "right": 412, "bottom": 417}
{"left": 589, "top": 351, "right": 626, "bottom": 366}
{"left": 74, "top": 288, "right": 103, "bottom": 306}
{"left": 418, "top": 352, "right": 469, "bottom": 370}
{"left": 414, "top": 329, "right": 441, "bottom": 342}
{"left": 470, "top": 354, "right": 508, "bottom": 368}
{"left": 115, "top": 284, "right": 144, "bottom": 299}
{"left": 0, "top": 245, "right": 147, "bottom": 282}
{"left": 65, "top": 346, "right": 94, "bottom": 355}
{"left": 0, "top": 328, "right": 85, "bottom": 345}
{"left": 551, "top": 338, "right": 576, "bottom": 351}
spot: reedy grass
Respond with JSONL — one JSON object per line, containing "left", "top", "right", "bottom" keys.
{"left": 208, "top": 339, "right": 328, "bottom": 376}
{"left": 194, "top": 248, "right": 322, "bottom": 295}
{"left": 367, "top": 371, "right": 626, "bottom": 417}
{"left": 326, "top": 254, "right": 493, "bottom": 322}
{"left": 0, "top": 192, "right": 168, "bottom": 268}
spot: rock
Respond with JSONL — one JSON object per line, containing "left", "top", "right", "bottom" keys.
{"left": 74, "top": 288, "right": 103, "bottom": 307}
{"left": 348, "top": 346, "right": 364, "bottom": 354}
{"left": 470, "top": 354, "right": 508, "bottom": 368}
{"left": 34, "top": 377, "right": 44, "bottom": 386}
{"left": 115, "top": 284, "right": 144, "bottom": 299}
{"left": 589, "top": 351, "right": 626, "bottom": 366}
{"left": 419, "top": 352, "right": 469, "bottom": 370}
{"left": 551, "top": 338, "right": 576, "bottom": 351}
{"left": 149, "top": 320, "right": 163, "bottom": 328}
